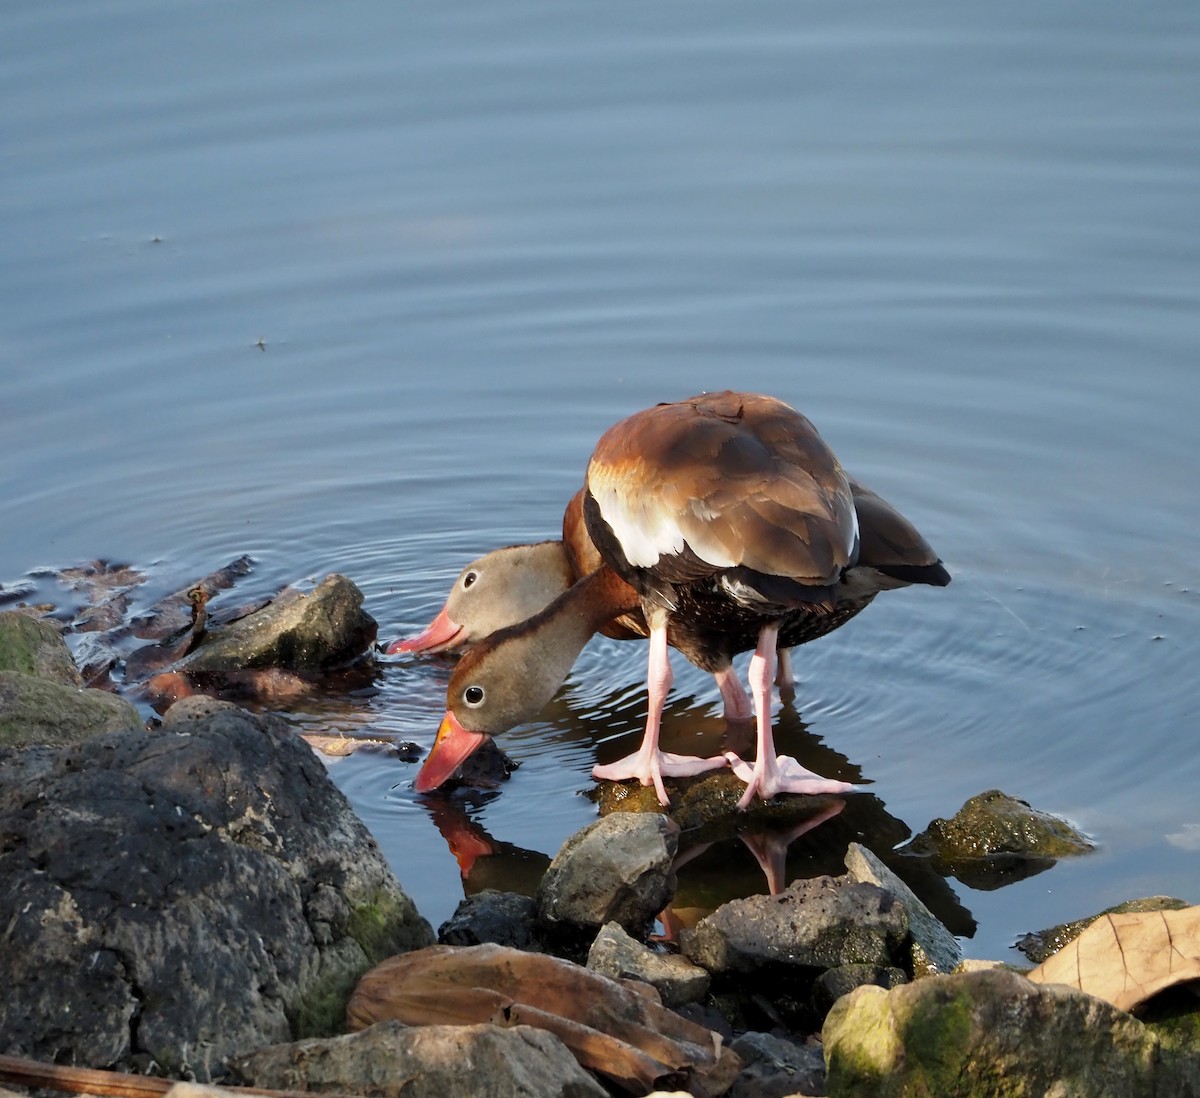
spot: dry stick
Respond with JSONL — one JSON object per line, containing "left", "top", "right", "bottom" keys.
{"left": 0, "top": 1054, "right": 357, "bottom": 1098}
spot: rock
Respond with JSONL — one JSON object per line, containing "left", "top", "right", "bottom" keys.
{"left": 536, "top": 812, "right": 679, "bottom": 937}
{"left": 0, "top": 670, "right": 142, "bottom": 747}
{"left": 235, "top": 1018, "right": 607, "bottom": 1098}
{"left": 811, "top": 963, "right": 908, "bottom": 1016}
{"left": 439, "top": 891, "right": 542, "bottom": 950}
{"left": 176, "top": 573, "right": 376, "bottom": 673}
{"left": 844, "top": 842, "right": 961, "bottom": 976}
{"left": 727, "top": 1031, "right": 826, "bottom": 1098}
{"left": 0, "top": 706, "right": 433, "bottom": 1081}
{"left": 822, "top": 968, "right": 1200, "bottom": 1098}
{"left": 587, "top": 922, "right": 710, "bottom": 1007}
{"left": 0, "top": 610, "right": 81, "bottom": 684}
{"left": 595, "top": 767, "right": 852, "bottom": 833}
{"left": 1015, "top": 895, "right": 1191, "bottom": 963}
{"left": 901, "top": 790, "right": 1093, "bottom": 890}
{"left": 681, "top": 875, "right": 909, "bottom": 975}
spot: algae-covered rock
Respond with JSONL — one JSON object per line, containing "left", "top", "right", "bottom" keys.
{"left": 1016, "top": 895, "right": 1190, "bottom": 963}
{"left": 823, "top": 968, "right": 1199, "bottom": 1098}
{"left": 0, "top": 611, "right": 81, "bottom": 685}
{"left": 0, "top": 670, "right": 141, "bottom": 747}
{"left": 901, "top": 789, "right": 1093, "bottom": 890}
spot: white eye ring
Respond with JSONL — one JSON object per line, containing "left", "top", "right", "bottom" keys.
{"left": 462, "top": 570, "right": 479, "bottom": 590}
{"left": 463, "top": 685, "right": 485, "bottom": 707}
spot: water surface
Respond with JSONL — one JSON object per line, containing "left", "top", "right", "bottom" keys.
{"left": 2, "top": 0, "right": 1198, "bottom": 959}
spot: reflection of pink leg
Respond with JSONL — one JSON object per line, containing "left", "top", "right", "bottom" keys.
{"left": 592, "top": 622, "right": 727, "bottom": 806}
{"left": 726, "top": 623, "right": 854, "bottom": 809}
{"left": 713, "top": 664, "right": 753, "bottom": 721}
{"left": 739, "top": 799, "right": 846, "bottom": 894}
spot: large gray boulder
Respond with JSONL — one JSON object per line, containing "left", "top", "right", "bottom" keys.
{"left": 0, "top": 702, "right": 433, "bottom": 1081}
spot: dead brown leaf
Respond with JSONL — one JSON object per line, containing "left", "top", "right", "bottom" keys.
{"left": 347, "top": 943, "right": 739, "bottom": 1096}
{"left": 1027, "top": 905, "right": 1200, "bottom": 1012}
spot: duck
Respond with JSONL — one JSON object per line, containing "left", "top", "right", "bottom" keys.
{"left": 413, "top": 391, "right": 950, "bottom": 808}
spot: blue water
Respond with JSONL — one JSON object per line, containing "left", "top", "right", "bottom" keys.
{"left": 2, "top": 0, "right": 1198, "bottom": 960}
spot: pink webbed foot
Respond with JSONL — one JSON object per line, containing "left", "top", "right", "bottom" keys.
{"left": 724, "top": 751, "right": 857, "bottom": 810}
{"left": 593, "top": 749, "right": 730, "bottom": 807}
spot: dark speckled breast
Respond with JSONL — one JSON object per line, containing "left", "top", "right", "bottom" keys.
{"left": 663, "top": 581, "right": 875, "bottom": 672}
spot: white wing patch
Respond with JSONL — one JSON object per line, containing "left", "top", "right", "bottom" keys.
{"left": 591, "top": 481, "right": 736, "bottom": 569}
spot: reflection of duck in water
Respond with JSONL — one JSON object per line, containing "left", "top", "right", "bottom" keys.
{"left": 396, "top": 392, "right": 948, "bottom": 807}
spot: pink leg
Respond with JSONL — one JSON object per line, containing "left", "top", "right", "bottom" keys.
{"left": 592, "top": 620, "right": 728, "bottom": 806}
{"left": 725, "top": 623, "right": 855, "bottom": 808}
{"left": 775, "top": 646, "right": 796, "bottom": 702}
{"left": 713, "top": 664, "right": 753, "bottom": 721}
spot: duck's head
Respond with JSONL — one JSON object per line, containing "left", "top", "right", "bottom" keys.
{"left": 387, "top": 541, "right": 574, "bottom": 655}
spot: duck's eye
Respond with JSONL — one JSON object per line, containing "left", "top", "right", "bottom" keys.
{"left": 462, "top": 571, "right": 478, "bottom": 589}
{"left": 463, "top": 685, "right": 485, "bottom": 707}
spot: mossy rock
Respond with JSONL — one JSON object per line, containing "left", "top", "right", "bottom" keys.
{"left": 823, "top": 969, "right": 1191, "bottom": 1098}
{"left": 901, "top": 790, "right": 1093, "bottom": 889}
{"left": 0, "top": 670, "right": 141, "bottom": 747}
{"left": 0, "top": 611, "right": 82, "bottom": 686}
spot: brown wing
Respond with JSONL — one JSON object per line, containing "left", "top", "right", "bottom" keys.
{"left": 586, "top": 391, "right": 857, "bottom": 592}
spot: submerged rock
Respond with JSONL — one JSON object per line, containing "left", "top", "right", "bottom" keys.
{"left": 235, "top": 1019, "right": 608, "bottom": 1098}
{"left": 0, "top": 704, "right": 433, "bottom": 1081}
{"left": 822, "top": 968, "right": 1200, "bottom": 1098}
{"left": 536, "top": 811, "right": 679, "bottom": 937}
{"left": 901, "top": 789, "right": 1094, "bottom": 890}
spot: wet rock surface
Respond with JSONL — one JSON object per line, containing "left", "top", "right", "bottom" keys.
{"left": 536, "top": 811, "right": 680, "bottom": 938}
{"left": 823, "top": 967, "right": 1200, "bottom": 1098}
{"left": 0, "top": 705, "right": 433, "bottom": 1081}
{"left": 235, "top": 1018, "right": 608, "bottom": 1098}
